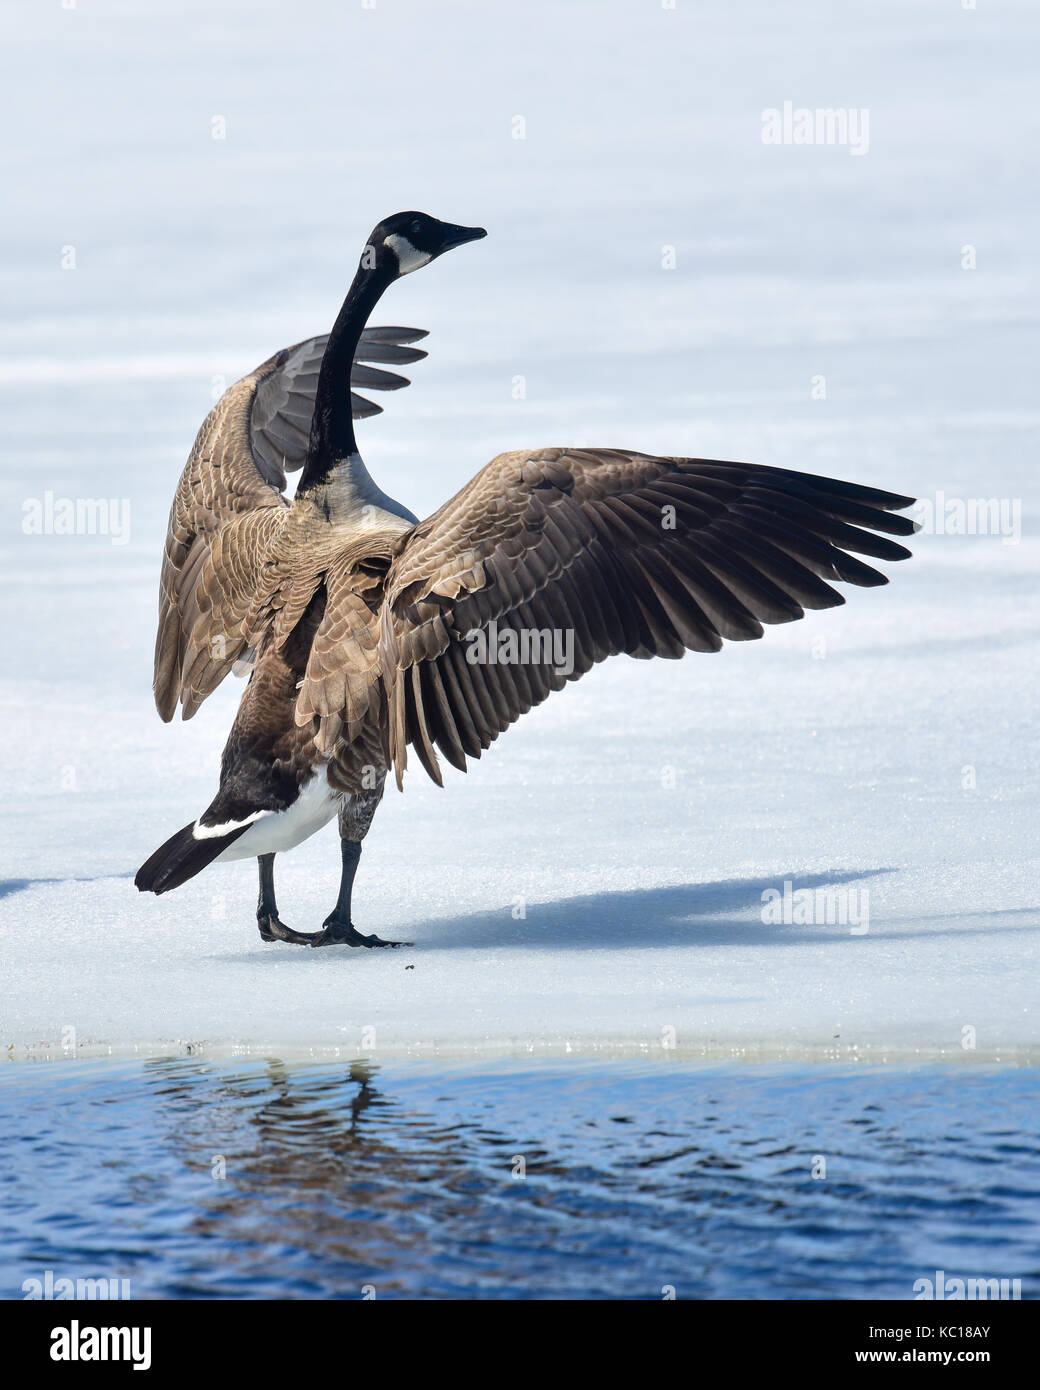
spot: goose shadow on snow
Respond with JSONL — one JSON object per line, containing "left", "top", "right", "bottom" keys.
{"left": 236, "top": 867, "right": 897, "bottom": 958}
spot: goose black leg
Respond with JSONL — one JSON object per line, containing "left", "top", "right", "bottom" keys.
{"left": 256, "top": 854, "right": 318, "bottom": 945}
{"left": 309, "top": 839, "right": 411, "bottom": 949}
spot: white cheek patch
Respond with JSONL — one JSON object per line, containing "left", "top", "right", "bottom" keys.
{"left": 384, "top": 234, "right": 433, "bottom": 275}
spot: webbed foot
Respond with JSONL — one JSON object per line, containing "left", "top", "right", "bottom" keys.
{"left": 309, "top": 917, "right": 413, "bottom": 949}
{"left": 258, "top": 914, "right": 321, "bottom": 946}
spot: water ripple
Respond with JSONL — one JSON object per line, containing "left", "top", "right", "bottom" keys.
{"left": 1, "top": 1060, "right": 1037, "bottom": 1299}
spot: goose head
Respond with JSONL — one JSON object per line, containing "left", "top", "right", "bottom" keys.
{"left": 366, "top": 211, "right": 487, "bottom": 279}
{"left": 298, "top": 211, "right": 487, "bottom": 487}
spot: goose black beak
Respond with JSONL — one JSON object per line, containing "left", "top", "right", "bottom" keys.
{"left": 437, "top": 223, "right": 487, "bottom": 253}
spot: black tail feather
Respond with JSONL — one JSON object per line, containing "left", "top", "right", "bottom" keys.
{"left": 135, "top": 820, "right": 249, "bottom": 895}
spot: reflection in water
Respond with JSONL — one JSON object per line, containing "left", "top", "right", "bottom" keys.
{"left": 147, "top": 1058, "right": 582, "bottom": 1297}
{"left": 3, "top": 1060, "right": 1039, "bottom": 1298}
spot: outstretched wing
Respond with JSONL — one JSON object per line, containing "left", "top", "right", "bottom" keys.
{"left": 370, "top": 448, "right": 917, "bottom": 787}
{"left": 152, "top": 326, "right": 428, "bottom": 721}
{"left": 249, "top": 327, "right": 429, "bottom": 487}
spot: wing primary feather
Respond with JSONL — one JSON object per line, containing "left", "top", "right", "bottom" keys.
{"left": 422, "top": 660, "right": 469, "bottom": 772}
{"left": 442, "top": 642, "right": 489, "bottom": 756}
{"left": 407, "top": 664, "right": 443, "bottom": 787}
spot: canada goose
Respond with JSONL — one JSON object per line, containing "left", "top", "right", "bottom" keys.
{"left": 136, "top": 210, "right": 917, "bottom": 948}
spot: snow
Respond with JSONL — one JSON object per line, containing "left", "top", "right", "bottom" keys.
{"left": 1, "top": 0, "right": 1038, "bottom": 1063}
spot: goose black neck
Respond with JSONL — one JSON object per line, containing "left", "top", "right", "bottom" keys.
{"left": 299, "top": 259, "right": 395, "bottom": 490}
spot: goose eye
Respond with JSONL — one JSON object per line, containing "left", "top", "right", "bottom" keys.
{"left": 410, "top": 219, "right": 422, "bottom": 235}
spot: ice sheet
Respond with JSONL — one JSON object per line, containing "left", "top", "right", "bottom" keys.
{"left": 1, "top": 0, "right": 1037, "bottom": 1061}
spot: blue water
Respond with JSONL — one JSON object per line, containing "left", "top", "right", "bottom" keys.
{"left": 2, "top": 1060, "right": 1038, "bottom": 1300}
